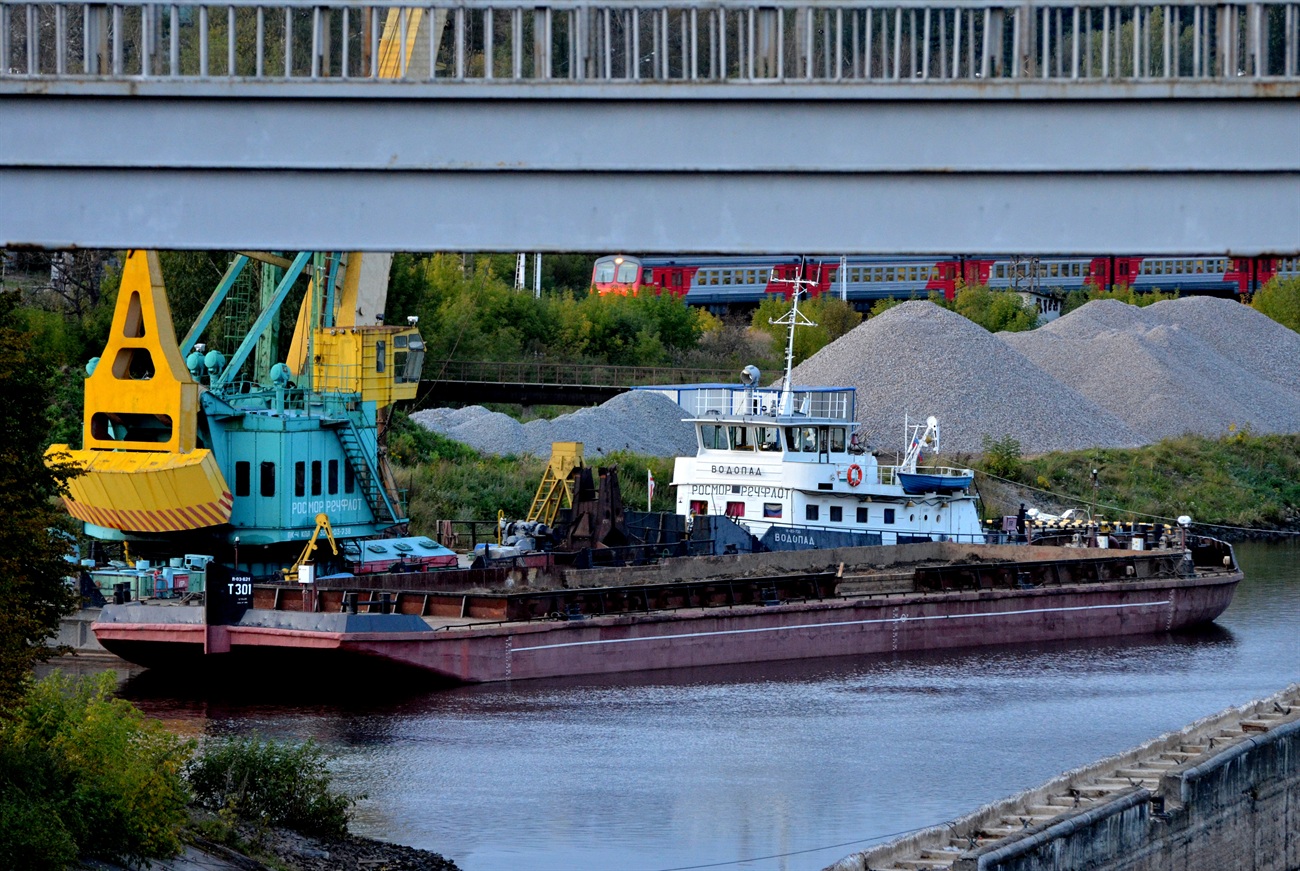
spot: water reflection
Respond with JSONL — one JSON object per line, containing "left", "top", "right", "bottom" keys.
{"left": 64, "top": 540, "right": 1300, "bottom": 871}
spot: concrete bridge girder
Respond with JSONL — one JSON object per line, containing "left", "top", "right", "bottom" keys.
{"left": 2, "top": 81, "right": 1298, "bottom": 253}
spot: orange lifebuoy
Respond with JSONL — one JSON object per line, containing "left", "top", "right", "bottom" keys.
{"left": 847, "top": 464, "right": 863, "bottom": 487}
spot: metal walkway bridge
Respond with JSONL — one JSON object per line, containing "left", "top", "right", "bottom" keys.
{"left": 418, "top": 360, "right": 732, "bottom": 405}
{"left": 3, "top": 0, "right": 1299, "bottom": 254}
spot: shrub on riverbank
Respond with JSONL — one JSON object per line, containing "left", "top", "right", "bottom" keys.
{"left": 0, "top": 673, "right": 193, "bottom": 869}
{"left": 187, "top": 736, "right": 358, "bottom": 841}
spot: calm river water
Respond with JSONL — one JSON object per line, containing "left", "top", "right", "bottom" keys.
{"left": 96, "top": 540, "right": 1298, "bottom": 871}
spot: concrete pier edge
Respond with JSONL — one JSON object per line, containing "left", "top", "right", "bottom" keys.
{"left": 828, "top": 682, "right": 1300, "bottom": 871}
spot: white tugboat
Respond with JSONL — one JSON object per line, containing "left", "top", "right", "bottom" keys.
{"left": 670, "top": 274, "right": 983, "bottom": 548}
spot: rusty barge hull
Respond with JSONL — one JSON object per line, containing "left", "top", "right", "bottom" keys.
{"left": 94, "top": 572, "right": 1240, "bottom": 684}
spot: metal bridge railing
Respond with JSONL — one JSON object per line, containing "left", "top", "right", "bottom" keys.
{"left": 428, "top": 359, "right": 735, "bottom": 387}
{"left": 2, "top": 1, "right": 1297, "bottom": 84}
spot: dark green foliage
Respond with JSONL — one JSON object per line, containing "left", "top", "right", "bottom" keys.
{"left": 390, "top": 253, "right": 711, "bottom": 368}
{"left": 187, "top": 737, "right": 357, "bottom": 840}
{"left": 0, "top": 293, "right": 81, "bottom": 712}
{"left": 1252, "top": 275, "right": 1300, "bottom": 332}
{"left": 0, "top": 673, "right": 193, "bottom": 867}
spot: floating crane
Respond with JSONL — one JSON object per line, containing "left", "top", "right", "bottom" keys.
{"left": 46, "top": 250, "right": 425, "bottom": 575}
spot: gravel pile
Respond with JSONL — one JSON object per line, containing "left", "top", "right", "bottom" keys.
{"left": 1001, "top": 297, "right": 1300, "bottom": 442}
{"left": 410, "top": 390, "right": 696, "bottom": 458}
{"left": 790, "top": 301, "right": 1147, "bottom": 455}
{"left": 415, "top": 298, "right": 1299, "bottom": 458}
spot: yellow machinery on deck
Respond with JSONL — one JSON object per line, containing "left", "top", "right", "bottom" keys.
{"left": 527, "top": 442, "right": 585, "bottom": 526}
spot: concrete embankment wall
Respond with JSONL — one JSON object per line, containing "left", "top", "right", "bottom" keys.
{"left": 831, "top": 684, "right": 1300, "bottom": 871}
{"left": 54, "top": 608, "right": 107, "bottom": 653}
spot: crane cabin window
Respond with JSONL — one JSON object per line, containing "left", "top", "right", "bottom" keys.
{"left": 235, "top": 461, "right": 251, "bottom": 498}
{"left": 260, "top": 461, "right": 275, "bottom": 497}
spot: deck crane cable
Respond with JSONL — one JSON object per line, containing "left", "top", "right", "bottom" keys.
{"left": 974, "top": 470, "right": 1300, "bottom": 537}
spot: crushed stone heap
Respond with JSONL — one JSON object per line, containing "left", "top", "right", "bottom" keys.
{"left": 410, "top": 390, "right": 697, "bottom": 458}
{"left": 790, "top": 300, "right": 1146, "bottom": 455}
{"left": 1001, "top": 297, "right": 1300, "bottom": 443}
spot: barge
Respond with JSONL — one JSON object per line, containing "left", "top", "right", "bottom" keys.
{"left": 93, "top": 540, "right": 1242, "bottom": 683}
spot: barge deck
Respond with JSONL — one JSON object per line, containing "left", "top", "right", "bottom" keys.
{"left": 93, "top": 542, "right": 1242, "bottom": 684}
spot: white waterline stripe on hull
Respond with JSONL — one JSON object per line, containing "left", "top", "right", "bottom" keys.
{"left": 513, "top": 599, "right": 1172, "bottom": 653}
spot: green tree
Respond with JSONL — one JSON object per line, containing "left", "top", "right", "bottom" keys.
{"left": 0, "top": 293, "right": 81, "bottom": 712}
{"left": 1252, "top": 275, "right": 1300, "bottom": 332}
{"left": 938, "top": 285, "right": 1039, "bottom": 333}
{"left": 750, "top": 295, "right": 862, "bottom": 365}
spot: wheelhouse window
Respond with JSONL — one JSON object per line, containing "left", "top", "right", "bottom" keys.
{"left": 830, "top": 428, "right": 846, "bottom": 453}
{"left": 728, "top": 426, "right": 754, "bottom": 450}
{"left": 785, "top": 427, "right": 819, "bottom": 453}
{"left": 757, "top": 426, "right": 780, "bottom": 451}
{"left": 700, "top": 424, "right": 729, "bottom": 450}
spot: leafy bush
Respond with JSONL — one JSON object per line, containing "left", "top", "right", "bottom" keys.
{"left": 1252, "top": 275, "right": 1300, "bottom": 332}
{"left": 1060, "top": 285, "right": 1179, "bottom": 317}
{"left": 0, "top": 673, "right": 193, "bottom": 868}
{"left": 979, "top": 434, "right": 1024, "bottom": 480}
{"left": 187, "top": 737, "right": 357, "bottom": 841}
{"left": 937, "top": 285, "right": 1040, "bottom": 332}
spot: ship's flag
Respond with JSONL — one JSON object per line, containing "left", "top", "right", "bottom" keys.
{"left": 648, "top": 469, "right": 656, "bottom": 509}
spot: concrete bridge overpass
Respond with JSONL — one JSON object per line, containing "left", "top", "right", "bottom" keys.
{"left": 2, "top": 0, "right": 1298, "bottom": 255}
{"left": 416, "top": 361, "right": 733, "bottom": 407}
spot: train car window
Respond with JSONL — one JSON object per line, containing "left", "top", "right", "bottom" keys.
{"left": 672, "top": 271, "right": 682, "bottom": 287}
{"left": 594, "top": 261, "right": 616, "bottom": 282}
{"left": 616, "top": 262, "right": 639, "bottom": 282}
{"left": 1049, "top": 263, "right": 1059, "bottom": 277}
{"left": 885, "top": 267, "right": 895, "bottom": 281}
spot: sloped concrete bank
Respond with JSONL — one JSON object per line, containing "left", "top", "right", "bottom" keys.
{"left": 830, "top": 684, "right": 1300, "bottom": 871}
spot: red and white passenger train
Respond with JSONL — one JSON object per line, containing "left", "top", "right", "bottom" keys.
{"left": 591, "top": 254, "right": 1298, "bottom": 312}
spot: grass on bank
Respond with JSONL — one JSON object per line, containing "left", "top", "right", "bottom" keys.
{"left": 970, "top": 432, "right": 1300, "bottom": 530}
